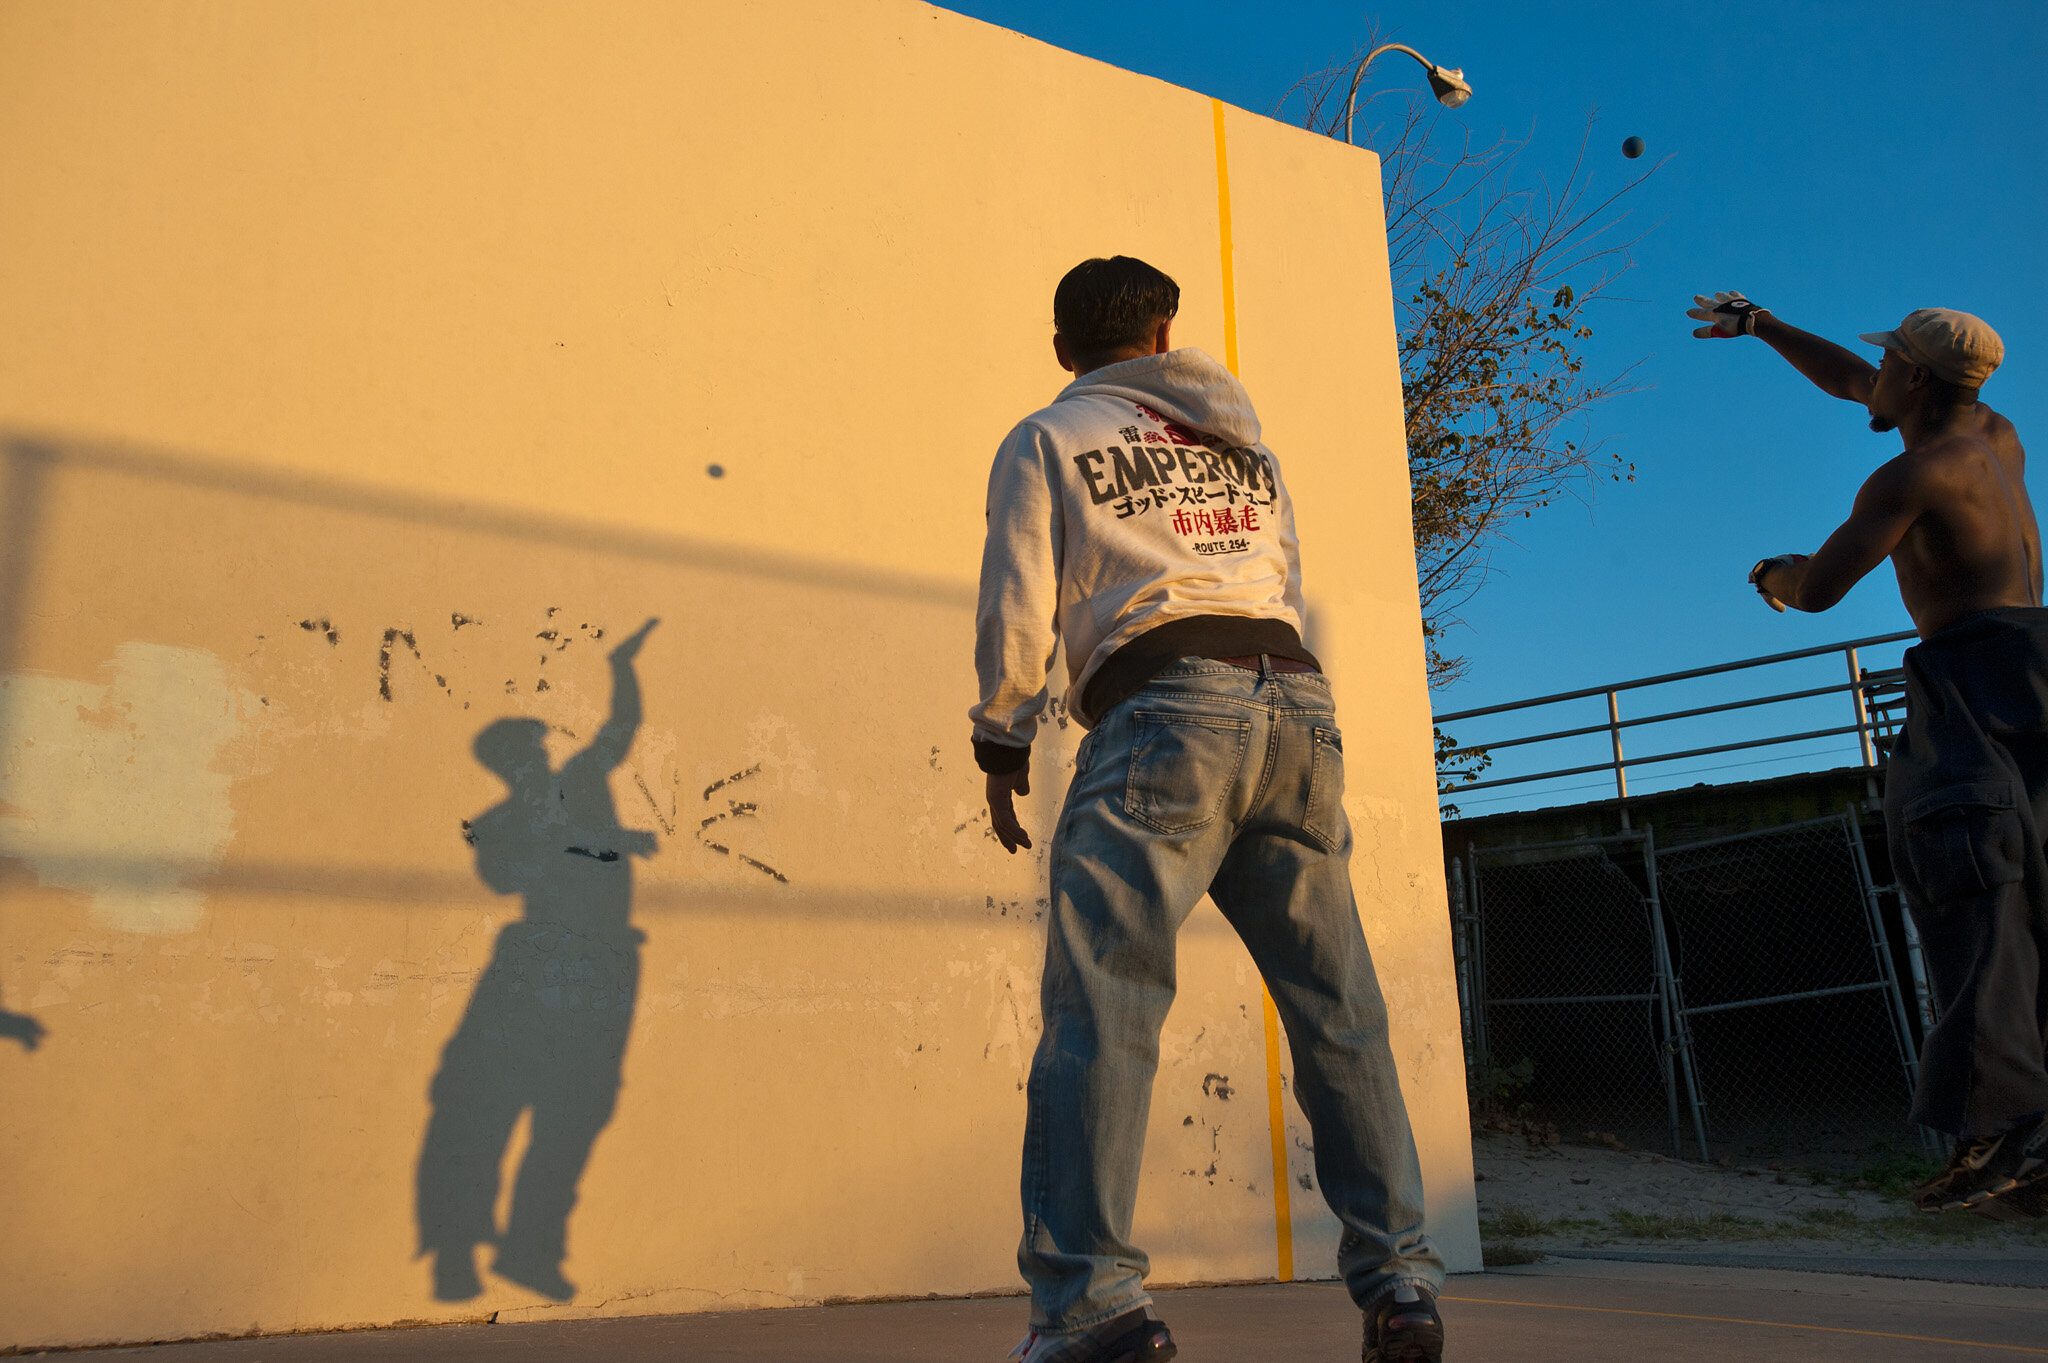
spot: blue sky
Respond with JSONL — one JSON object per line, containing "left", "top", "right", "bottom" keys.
{"left": 941, "top": 0, "right": 2048, "bottom": 812}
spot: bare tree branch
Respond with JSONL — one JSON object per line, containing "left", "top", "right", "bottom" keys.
{"left": 1280, "top": 37, "right": 1661, "bottom": 801}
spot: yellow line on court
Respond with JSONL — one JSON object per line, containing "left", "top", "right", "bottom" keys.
{"left": 1211, "top": 92, "right": 1289, "bottom": 1282}
{"left": 1440, "top": 1295, "right": 2048, "bottom": 1354}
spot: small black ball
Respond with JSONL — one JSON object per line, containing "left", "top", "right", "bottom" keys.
{"left": 1622, "top": 135, "right": 1645, "bottom": 159}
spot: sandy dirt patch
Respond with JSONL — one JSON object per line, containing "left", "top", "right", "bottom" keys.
{"left": 1472, "top": 1129, "right": 2048, "bottom": 1262}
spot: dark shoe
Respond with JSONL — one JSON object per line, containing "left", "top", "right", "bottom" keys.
{"left": 1364, "top": 1282, "right": 1444, "bottom": 1363}
{"left": 1973, "top": 1176, "right": 2048, "bottom": 1222}
{"left": 428, "top": 1246, "right": 483, "bottom": 1301}
{"left": 1914, "top": 1114, "right": 2048, "bottom": 1212}
{"left": 492, "top": 1251, "right": 576, "bottom": 1301}
{"left": 1005, "top": 1306, "right": 1176, "bottom": 1362}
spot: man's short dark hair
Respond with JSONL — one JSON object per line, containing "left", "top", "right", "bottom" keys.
{"left": 1053, "top": 256, "right": 1180, "bottom": 364}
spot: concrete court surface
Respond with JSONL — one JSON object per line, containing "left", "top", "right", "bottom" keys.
{"left": 53, "top": 1259, "right": 2048, "bottom": 1361}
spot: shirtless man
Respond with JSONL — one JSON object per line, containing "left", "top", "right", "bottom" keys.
{"left": 1690, "top": 292, "right": 2046, "bottom": 1215}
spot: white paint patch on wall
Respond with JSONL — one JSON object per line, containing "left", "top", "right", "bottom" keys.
{"left": 0, "top": 643, "right": 263, "bottom": 934}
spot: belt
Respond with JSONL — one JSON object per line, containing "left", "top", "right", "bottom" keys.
{"left": 1213, "top": 653, "right": 1320, "bottom": 674}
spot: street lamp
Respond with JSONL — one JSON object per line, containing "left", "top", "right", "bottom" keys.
{"left": 1341, "top": 42, "right": 1472, "bottom": 144}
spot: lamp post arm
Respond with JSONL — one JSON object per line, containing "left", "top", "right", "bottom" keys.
{"left": 1342, "top": 42, "right": 1439, "bottom": 144}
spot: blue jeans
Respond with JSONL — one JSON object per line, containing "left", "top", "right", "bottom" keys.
{"left": 1018, "top": 658, "right": 1444, "bottom": 1330}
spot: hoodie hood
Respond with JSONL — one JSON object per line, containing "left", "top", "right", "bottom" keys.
{"left": 1056, "top": 348, "right": 1262, "bottom": 449}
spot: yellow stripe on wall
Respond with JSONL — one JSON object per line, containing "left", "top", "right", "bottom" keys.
{"left": 1259, "top": 989, "right": 1295, "bottom": 1281}
{"left": 1213, "top": 94, "right": 1293, "bottom": 1284}
{"left": 1210, "top": 99, "right": 1241, "bottom": 377}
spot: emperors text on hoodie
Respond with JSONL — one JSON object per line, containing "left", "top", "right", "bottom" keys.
{"left": 970, "top": 348, "right": 1310, "bottom": 760}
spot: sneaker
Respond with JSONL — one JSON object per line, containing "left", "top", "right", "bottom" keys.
{"left": 1005, "top": 1305, "right": 1176, "bottom": 1363}
{"left": 1973, "top": 1176, "right": 2048, "bottom": 1222}
{"left": 1914, "top": 1114, "right": 2048, "bottom": 1213}
{"left": 1363, "top": 1282, "right": 1444, "bottom": 1363}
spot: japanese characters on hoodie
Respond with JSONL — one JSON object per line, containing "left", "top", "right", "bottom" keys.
{"left": 970, "top": 348, "right": 1308, "bottom": 761}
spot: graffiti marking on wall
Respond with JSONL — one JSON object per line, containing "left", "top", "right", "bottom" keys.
{"left": 379, "top": 627, "right": 458, "bottom": 703}
{"left": 695, "top": 764, "right": 786, "bottom": 883}
{"left": 633, "top": 773, "right": 675, "bottom": 835}
{"left": 282, "top": 608, "right": 618, "bottom": 706}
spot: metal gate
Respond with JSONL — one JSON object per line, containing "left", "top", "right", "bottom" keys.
{"left": 1464, "top": 831, "right": 1699, "bottom": 1158}
{"left": 1656, "top": 815, "right": 1924, "bottom": 1164}
{"left": 1464, "top": 813, "right": 1923, "bottom": 1163}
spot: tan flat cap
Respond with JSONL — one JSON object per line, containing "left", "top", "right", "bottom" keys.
{"left": 1859, "top": 308, "right": 2004, "bottom": 388}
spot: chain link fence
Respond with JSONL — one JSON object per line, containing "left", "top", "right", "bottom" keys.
{"left": 1466, "top": 834, "right": 1689, "bottom": 1156}
{"left": 1657, "top": 816, "right": 1925, "bottom": 1167}
{"left": 1463, "top": 814, "right": 1926, "bottom": 1167}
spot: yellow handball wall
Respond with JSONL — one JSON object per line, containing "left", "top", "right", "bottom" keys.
{"left": 0, "top": 0, "right": 1479, "bottom": 1348}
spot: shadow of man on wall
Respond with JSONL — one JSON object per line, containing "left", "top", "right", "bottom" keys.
{"left": 0, "top": 987, "right": 44, "bottom": 1051}
{"left": 416, "top": 617, "right": 660, "bottom": 1302}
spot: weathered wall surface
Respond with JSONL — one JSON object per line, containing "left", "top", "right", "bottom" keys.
{"left": 0, "top": 0, "right": 1477, "bottom": 1347}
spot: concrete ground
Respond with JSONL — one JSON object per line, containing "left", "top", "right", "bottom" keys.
{"left": 56, "top": 1258, "right": 2048, "bottom": 1361}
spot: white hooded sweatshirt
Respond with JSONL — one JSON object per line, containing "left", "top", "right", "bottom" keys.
{"left": 970, "top": 348, "right": 1308, "bottom": 758}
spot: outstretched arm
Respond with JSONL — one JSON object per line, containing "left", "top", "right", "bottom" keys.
{"left": 586, "top": 617, "right": 658, "bottom": 771}
{"left": 1753, "top": 314, "right": 1879, "bottom": 405}
{"left": 1755, "top": 460, "right": 1922, "bottom": 612}
{"left": 1688, "top": 291, "right": 1877, "bottom": 403}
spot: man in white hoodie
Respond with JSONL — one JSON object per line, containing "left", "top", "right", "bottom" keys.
{"left": 972, "top": 256, "right": 1445, "bottom": 1363}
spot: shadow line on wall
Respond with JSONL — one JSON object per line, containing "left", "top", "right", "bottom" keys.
{"left": 0, "top": 432, "right": 975, "bottom": 609}
{"left": 0, "top": 856, "right": 1261, "bottom": 938}
{"left": 0, "top": 439, "right": 48, "bottom": 679}
{"left": 0, "top": 443, "right": 50, "bottom": 1052}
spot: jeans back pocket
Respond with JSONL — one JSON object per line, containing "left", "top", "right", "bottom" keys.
{"left": 1902, "top": 778, "right": 2028, "bottom": 905}
{"left": 1302, "top": 725, "right": 1347, "bottom": 852}
{"left": 1123, "top": 711, "right": 1252, "bottom": 835}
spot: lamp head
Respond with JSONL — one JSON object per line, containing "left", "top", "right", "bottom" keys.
{"left": 1427, "top": 65, "right": 1472, "bottom": 108}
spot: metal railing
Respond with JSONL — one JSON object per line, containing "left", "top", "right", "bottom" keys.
{"left": 1436, "top": 630, "right": 1916, "bottom": 818}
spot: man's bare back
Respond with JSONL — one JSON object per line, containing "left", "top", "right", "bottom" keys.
{"left": 1686, "top": 293, "right": 2035, "bottom": 634}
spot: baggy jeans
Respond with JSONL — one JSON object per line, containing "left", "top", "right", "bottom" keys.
{"left": 1882, "top": 608, "right": 2048, "bottom": 1138}
{"left": 1018, "top": 658, "right": 1444, "bottom": 1331}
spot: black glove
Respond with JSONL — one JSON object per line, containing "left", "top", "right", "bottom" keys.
{"left": 1689, "top": 290, "right": 1768, "bottom": 339}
